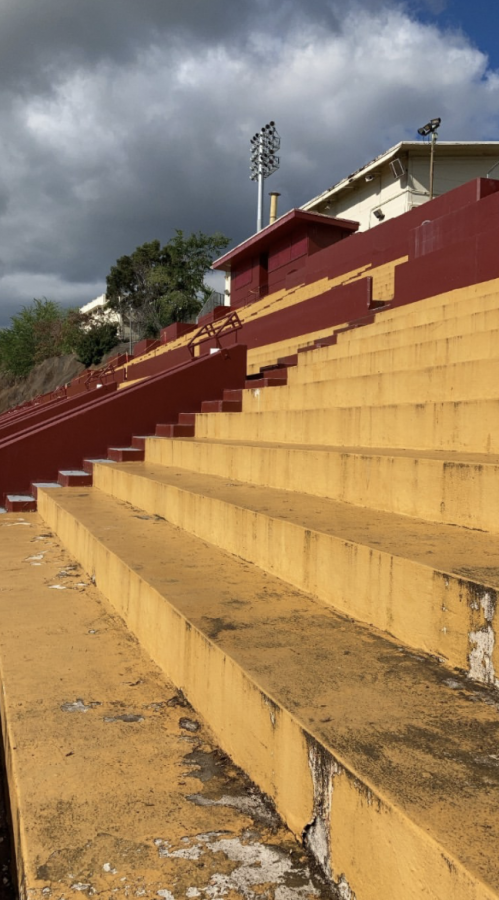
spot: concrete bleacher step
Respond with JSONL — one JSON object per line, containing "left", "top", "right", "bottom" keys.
{"left": 0, "top": 514, "right": 331, "bottom": 900}
{"left": 89, "top": 460, "right": 499, "bottom": 680}
{"left": 155, "top": 422, "right": 195, "bottom": 438}
{"left": 223, "top": 388, "right": 243, "bottom": 403}
{"left": 201, "top": 399, "right": 242, "bottom": 413}
{"left": 364, "top": 278, "right": 499, "bottom": 332}
{"left": 331, "top": 304, "right": 499, "bottom": 357}
{"left": 131, "top": 434, "right": 156, "bottom": 450}
{"left": 107, "top": 446, "right": 145, "bottom": 462}
{"left": 4, "top": 493, "right": 37, "bottom": 512}
{"left": 192, "top": 397, "right": 499, "bottom": 454}
{"left": 144, "top": 437, "right": 499, "bottom": 533}
{"left": 241, "top": 356, "right": 499, "bottom": 411}
{"left": 339, "top": 279, "right": 499, "bottom": 339}
{"left": 244, "top": 375, "right": 288, "bottom": 389}
{"left": 83, "top": 457, "right": 115, "bottom": 474}
{"left": 244, "top": 283, "right": 499, "bottom": 376}
{"left": 31, "top": 481, "right": 61, "bottom": 498}
{"left": 291, "top": 326, "right": 499, "bottom": 384}
{"left": 58, "top": 468, "right": 93, "bottom": 487}
{"left": 36, "top": 484, "right": 499, "bottom": 900}
{"left": 277, "top": 354, "right": 299, "bottom": 367}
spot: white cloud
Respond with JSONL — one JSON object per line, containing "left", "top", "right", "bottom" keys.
{"left": 0, "top": 3, "right": 498, "bottom": 325}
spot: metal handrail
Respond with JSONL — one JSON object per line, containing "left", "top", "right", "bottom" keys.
{"left": 187, "top": 310, "right": 243, "bottom": 358}
{"left": 84, "top": 361, "right": 116, "bottom": 390}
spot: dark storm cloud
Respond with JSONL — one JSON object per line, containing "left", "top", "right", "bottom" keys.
{"left": 0, "top": 0, "right": 497, "bottom": 326}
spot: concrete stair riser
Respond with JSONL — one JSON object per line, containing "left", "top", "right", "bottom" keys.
{"left": 241, "top": 357, "right": 499, "bottom": 412}
{"left": 354, "top": 279, "right": 499, "bottom": 328}
{"left": 337, "top": 280, "right": 499, "bottom": 340}
{"left": 144, "top": 438, "right": 499, "bottom": 533}
{"left": 291, "top": 328, "right": 499, "bottom": 385}
{"left": 246, "top": 324, "right": 349, "bottom": 374}
{"left": 246, "top": 297, "right": 499, "bottom": 377}
{"left": 36, "top": 487, "right": 499, "bottom": 900}
{"left": 107, "top": 447, "right": 145, "bottom": 462}
{"left": 193, "top": 399, "right": 499, "bottom": 453}
{"left": 331, "top": 305, "right": 499, "bottom": 357}
{"left": 4, "top": 495, "right": 36, "bottom": 512}
{"left": 91, "top": 463, "right": 499, "bottom": 681}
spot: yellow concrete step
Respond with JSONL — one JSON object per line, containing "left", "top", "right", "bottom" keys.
{"left": 247, "top": 278, "right": 499, "bottom": 376}
{"left": 246, "top": 323, "right": 347, "bottom": 375}
{"left": 193, "top": 398, "right": 499, "bottom": 454}
{"left": 345, "top": 278, "right": 499, "bottom": 339}
{"left": 326, "top": 305, "right": 499, "bottom": 360}
{"left": 242, "top": 357, "right": 499, "bottom": 411}
{"left": 0, "top": 514, "right": 328, "bottom": 900}
{"left": 366, "top": 278, "right": 499, "bottom": 324}
{"left": 37, "top": 485, "right": 499, "bottom": 900}
{"left": 291, "top": 326, "right": 499, "bottom": 384}
{"left": 145, "top": 437, "right": 499, "bottom": 533}
{"left": 90, "top": 460, "right": 499, "bottom": 679}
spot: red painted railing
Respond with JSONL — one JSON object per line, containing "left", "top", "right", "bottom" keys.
{"left": 187, "top": 310, "right": 243, "bottom": 357}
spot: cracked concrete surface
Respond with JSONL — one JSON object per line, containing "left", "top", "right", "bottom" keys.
{"left": 0, "top": 514, "right": 335, "bottom": 900}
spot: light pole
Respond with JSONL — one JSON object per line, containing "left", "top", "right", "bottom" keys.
{"left": 250, "top": 122, "right": 280, "bottom": 232}
{"left": 417, "top": 117, "right": 441, "bottom": 201}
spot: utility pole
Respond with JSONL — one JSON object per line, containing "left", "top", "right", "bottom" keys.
{"left": 417, "top": 117, "right": 441, "bottom": 201}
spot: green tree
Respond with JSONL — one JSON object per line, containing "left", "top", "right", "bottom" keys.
{"left": 66, "top": 308, "right": 119, "bottom": 367}
{"left": 105, "top": 230, "right": 230, "bottom": 338}
{"left": 0, "top": 298, "right": 65, "bottom": 377}
{"left": 0, "top": 299, "right": 120, "bottom": 378}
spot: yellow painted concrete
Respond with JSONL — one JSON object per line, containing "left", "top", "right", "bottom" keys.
{"left": 291, "top": 327, "right": 499, "bottom": 384}
{"left": 246, "top": 323, "right": 347, "bottom": 375}
{"left": 0, "top": 514, "right": 329, "bottom": 900}
{"left": 360, "top": 276, "right": 499, "bottom": 330}
{"left": 192, "top": 398, "right": 499, "bottom": 454}
{"left": 336, "top": 284, "right": 499, "bottom": 347}
{"left": 117, "top": 376, "right": 146, "bottom": 389}
{"left": 242, "top": 357, "right": 499, "bottom": 411}
{"left": 342, "top": 257, "right": 405, "bottom": 302}
{"left": 145, "top": 437, "right": 499, "bottom": 533}
{"left": 91, "top": 461, "right": 499, "bottom": 679}
{"left": 35, "top": 486, "right": 499, "bottom": 900}
{"left": 329, "top": 306, "right": 499, "bottom": 361}
{"left": 246, "top": 284, "right": 499, "bottom": 378}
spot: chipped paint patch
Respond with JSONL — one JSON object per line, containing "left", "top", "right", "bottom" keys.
{"left": 155, "top": 832, "right": 319, "bottom": 900}
{"left": 60, "top": 699, "right": 101, "bottom": 713}
{"left": 336, "top": 875, "right": 356, "bottom": 900}
{"left": 468, "top": 589, "right": 498, "bottom": 686}
{"left": 303, "top": 741, "right": 337, "bottom": 878}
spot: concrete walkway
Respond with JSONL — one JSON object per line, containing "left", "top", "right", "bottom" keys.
{"left": 0, "top": 513, "right": 333, "bottom": 900}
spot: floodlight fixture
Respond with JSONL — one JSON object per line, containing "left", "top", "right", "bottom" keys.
{"left": 250, "top": 121, "right": 281, "bottom": 231}
{"left": 417, "top": 117, "right": 441, "bottom": 137}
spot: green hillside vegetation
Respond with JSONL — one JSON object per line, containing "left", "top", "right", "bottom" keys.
{"left": 0, "top": 299, "right": 119, "bottom": 378}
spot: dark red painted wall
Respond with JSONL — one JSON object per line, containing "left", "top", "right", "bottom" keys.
{"left": 1, "top": 343, "right": 247, "bottom": 499}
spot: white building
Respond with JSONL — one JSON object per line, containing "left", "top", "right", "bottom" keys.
{"left": 80, "top": 293, "right": 127, "bottom": 336}
{"left": 302, "top": 141, "right": 499, "bottom": 231}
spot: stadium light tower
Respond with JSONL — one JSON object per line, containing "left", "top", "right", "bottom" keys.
{"left": 250, "top": 121, "right": 280, "bottom": 232}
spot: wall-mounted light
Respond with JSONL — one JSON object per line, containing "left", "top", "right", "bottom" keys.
{"left": 373, "top": 208, "right": 385, "bottom": 221}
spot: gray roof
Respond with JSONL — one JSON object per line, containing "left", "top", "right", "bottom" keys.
{"left": 302, "top": 141, "right": 499, "bottom": 210}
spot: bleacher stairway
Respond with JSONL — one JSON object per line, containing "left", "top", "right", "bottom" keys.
{"left": 25, "top": 286, "right": 499, "bottom": 900}
{"left": 17, "top": 278, "right": 498, "bottom": 900}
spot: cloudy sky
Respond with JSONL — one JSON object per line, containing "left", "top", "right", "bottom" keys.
{"left": 0, "top": 0, "right": 498, "bottom": 326}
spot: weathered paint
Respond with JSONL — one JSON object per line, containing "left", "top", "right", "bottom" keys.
{"left": 35, "top": 486, "right": 499, "bottom": 900}
{"left": 0, "top": 513, "right": 332, "bottom": 900}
